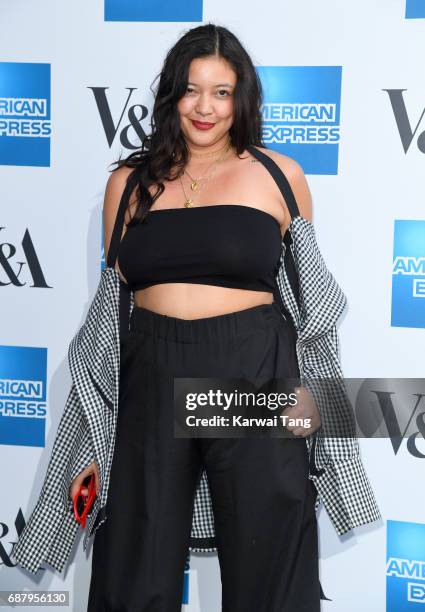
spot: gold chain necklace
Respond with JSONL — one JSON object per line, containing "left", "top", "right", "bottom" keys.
{"left": 184, "top": 140, "right": 231, "bottom": 190}
{"left": 179, "top": 142, "right": 232, "bottom": 208}
{"left": 184, "top": 156, "right": 222, "bottom": 192}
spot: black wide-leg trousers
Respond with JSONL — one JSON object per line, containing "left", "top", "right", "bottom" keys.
{"left": 87, "top": 301, "right": 320, "bottom": 612}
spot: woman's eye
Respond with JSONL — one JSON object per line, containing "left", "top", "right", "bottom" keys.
{"left": 184, "top": 87, "right": 231, "bottom": 97}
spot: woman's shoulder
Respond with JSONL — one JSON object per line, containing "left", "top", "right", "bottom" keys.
{"left": 104, "top": 165, "right": 139, "bottom": 220}
{"left": 249, "top": 146, "right": 313, "bottom": 222}
{"left": 249, "top": 145, "right": 304, "bottom": 177}
{"left": 103, "top": 165, "right": 139, "bottom": 266}
{"left": 106, "top": 164, "right": 136, "bottom": 194}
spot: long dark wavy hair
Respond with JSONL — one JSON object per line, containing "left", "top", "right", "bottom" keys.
{"left": 110, "top": 23, "right": 264, "bottom": 226}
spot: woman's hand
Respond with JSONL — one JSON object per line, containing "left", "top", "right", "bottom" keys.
{"left": 281, "top": 386, "right": 321, "bottom": 437}
{"left": 69, "top": 461, "right": 100, "bottom": 501}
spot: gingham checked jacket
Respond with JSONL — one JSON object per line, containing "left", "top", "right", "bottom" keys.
{"left": 11, "top": 146, "right": 381, "bottom": 575}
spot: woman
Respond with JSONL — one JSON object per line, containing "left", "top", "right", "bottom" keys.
{"left": 73, "top": 23, "right": 322, "bottom": 611}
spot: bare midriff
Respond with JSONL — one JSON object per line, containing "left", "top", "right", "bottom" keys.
{"left": 131, "top": 282, "right": 274, "bottom": 320}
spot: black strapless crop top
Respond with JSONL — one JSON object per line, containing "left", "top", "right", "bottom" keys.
{"left": 117, "top": 204, "right": 283, "bottom": 293}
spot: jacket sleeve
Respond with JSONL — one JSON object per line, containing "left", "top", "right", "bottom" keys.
{"left": 10, "top": 385, "right": 94, "bottom": 574}
{"left": 69, "top": 413, "right": 96, "bottom": 484}
{"left": 302, "top": 327, "right": 381, "bottom": 535}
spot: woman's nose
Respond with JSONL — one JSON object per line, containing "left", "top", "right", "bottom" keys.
{"left": 195, "top": 93, "right": 213, "bottom": 115}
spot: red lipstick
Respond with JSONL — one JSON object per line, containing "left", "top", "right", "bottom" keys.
{"left": 191, "top": 120, "right": 215, "bottom": 131}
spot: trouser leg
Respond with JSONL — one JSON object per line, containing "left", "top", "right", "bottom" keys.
{"left": 87, "top": 340, "right": 203, "bottom": 612}
{"left": 202, "top": 436, "right": 320, "bottom": 612}
{"left": 197, "top": 301, "right": 320, "bottom": 611}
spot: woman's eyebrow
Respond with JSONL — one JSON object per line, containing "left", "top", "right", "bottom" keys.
{"left": 187, "top": 81, "right": 234, "bottom": 87}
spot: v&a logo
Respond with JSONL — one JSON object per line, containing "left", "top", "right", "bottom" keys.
{"left": 383, "top": 89, "right": 425, "bottom": 154}
{"left": 0, "top": 226, "right": 52, "bottom": 289}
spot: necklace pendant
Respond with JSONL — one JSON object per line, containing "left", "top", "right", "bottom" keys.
{"left": 184, "top": 199, "right": 194, "bottom": 208}
{"left": 190, "top": 180, "right": 198, "bottom": 191}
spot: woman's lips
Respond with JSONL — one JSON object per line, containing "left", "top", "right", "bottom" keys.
{"left": 191, "top": 120, "right": 215, "bottom": 130}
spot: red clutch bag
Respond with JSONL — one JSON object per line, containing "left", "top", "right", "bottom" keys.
{"left": 73, "top": 473, "right": 96, "bottom": 528}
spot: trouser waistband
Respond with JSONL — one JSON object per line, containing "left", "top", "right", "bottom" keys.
{"left": 129, "top": 301, "right": 285, "bottom": 343}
